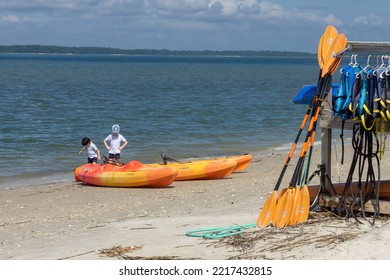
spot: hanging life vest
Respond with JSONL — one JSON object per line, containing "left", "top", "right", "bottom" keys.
{"left": 361, "top": 68, "right": 376, "bottom": 130}
{"left": 333, "top": 65, "right": 352, "bottom": 117}
{"left": 373, "top": 67, "right": 387, "bottom": 121}
{"left": 384, "top": 71, "right": 390, "bottom": 120}
{"left": 341, "top": 66, "right": 362, "bottom": 120}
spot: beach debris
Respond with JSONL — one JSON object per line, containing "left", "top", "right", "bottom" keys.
{"left": 99, "top": 245, "right": 143, "bottom": 258}
{"left": 98, "top": 245, "right": 200, "bottom": 260}
{"left": 214, "top": 212, "right": 390, "bottom": 259}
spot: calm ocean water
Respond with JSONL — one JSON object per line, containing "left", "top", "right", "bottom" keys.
{"left": 0, "top": 54, "right": 325, "bottom": 189}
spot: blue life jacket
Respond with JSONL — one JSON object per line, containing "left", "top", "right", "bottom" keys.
{"left": 333, "top": 65, "right": 352, "bottom": 116}
{"left": 340, "top": 66, "right": 362, "bottom": 120}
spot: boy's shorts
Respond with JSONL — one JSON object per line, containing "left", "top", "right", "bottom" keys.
{"left": 88, "top": 157, "right": 98, "bottom": 163}
{"left": 109, "top": 153, "right": 120, "bottom": 160}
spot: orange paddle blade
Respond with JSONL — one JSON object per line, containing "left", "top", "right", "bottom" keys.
{"left": 277, "top": 187, "right": 288, "bottom": 199}
{"left": 318, "top": 25, "right": 338, "bottom": 69}
{"left": 322, "top": 33, "right": 348, "bottom": 78}
{"left": 288, "top": 186, "right": 301, "bottom": 226}
{"left": 329, "top": 34, "right": 347, "bottom": 75}
{"left": 273, "top": 188, "right": 294, "bottom": 228}
{"left": 297, "top": 185, "right": 310, "bottom": 223}
{"left": 317, "top": 34, "right": 324, "bottom": 69}
{"left": 256, "top": 191, "right": 277, "bottom": 228}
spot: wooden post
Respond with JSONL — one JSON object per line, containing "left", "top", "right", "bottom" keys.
{"left": 320, "top": 82, "right": 333, "bottom": 195}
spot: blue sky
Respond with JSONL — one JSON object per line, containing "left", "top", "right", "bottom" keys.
{"left": 1, "top": 0, "right": 390, "bottom": 52}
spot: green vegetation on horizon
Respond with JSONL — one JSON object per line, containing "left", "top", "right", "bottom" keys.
{"left": 0, "top": 44, "right": 315, "bottom": 57}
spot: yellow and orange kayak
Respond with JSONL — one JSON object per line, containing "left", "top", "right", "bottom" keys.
{"left": 221, "top": 154, "right": 253, "bottom": 172}
{"left": 74, "top": 163, "right": 101, "bottom": 182}
{"left": 74, "top": 161, "right": 178, "bottom": 188}
{"left": 148, "top": 158, "right": 237, "bottom": 181}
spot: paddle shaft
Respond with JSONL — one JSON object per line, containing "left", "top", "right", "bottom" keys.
{"left": 288, "top": 35, "right": 345, "bottom": 188}
{"left": 273, "top": 71, "right": 326, "bottom": 191}
{"left": 256, "top": 26, "right": 341, "bottom": 228}
{"left": 272, "top": 27, "right": 340, "bottom": 192}
{"left": 289, "top": 72, "right": 334, "bottom": 188}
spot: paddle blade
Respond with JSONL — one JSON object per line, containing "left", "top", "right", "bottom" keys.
{"left": 317, "top": 34, "right": 324, "bottom": 69}
{"left": 277, "top": 187, "right": 288, "bottom": 199}
{"left": 288, "top": 186, "right": 301, "bottom": 226}
{"left": 318, "top": 25, "right": 338, "bottom": 69}
{"left": 273, "top": 188, "right": 294, "bottom": 228}
{"left": 322, "top": 33, "right": 348, "bottom": 78}
{"left": 329, "top": 33, "right": 347, "bottom": 75}
{"left": 256, "top": 191, "right": 277, "bottom": 228}
{"left": 297, "top": 185, "right": 310, "bottom": 223}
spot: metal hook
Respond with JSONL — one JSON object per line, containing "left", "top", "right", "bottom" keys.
{"left": 379, "top": 55, "right": 389, "bottom": 78}
{"left": 380, "top": 55, "right": 386, "bottom": 67}
{"left": 341, "top": 54, "right": 357, "bottom": 74}
{"left": 349, "top": 54, "right": 355, "bottom": 65}
{"left": 359, "top": 55, "right": 371, "bottom": 73}
{"left": 366, "top": 55, "right": 371, "bottom": 67}
{"left": 353, "top": 54, "right": 359, "bottom": 67}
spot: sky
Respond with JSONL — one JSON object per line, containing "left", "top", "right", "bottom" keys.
{"left": 1, "top": 0, "right": 390, "bottom": 52}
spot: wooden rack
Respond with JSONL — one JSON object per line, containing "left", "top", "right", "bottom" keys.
{"left": 318, "top": 41, "right": 390, "bottom": 214}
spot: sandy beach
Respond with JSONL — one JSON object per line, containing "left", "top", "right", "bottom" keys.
{"left": 1, "top": 142, "right": 390, "bottom": 261}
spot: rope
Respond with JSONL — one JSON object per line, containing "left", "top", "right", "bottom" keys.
{"left": 337, "top": 123, "right": 381, "bottom": 225}
{"left": 186, "top": 223, "right": 256, "bottom": 239}
{"left": 332, "top": 136, "right": 341, "bottom": 183}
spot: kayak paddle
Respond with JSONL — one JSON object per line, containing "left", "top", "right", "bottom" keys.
{"left": 273, "top": 33, "right": 347, "bottom": 228}
{"left": 256, "top": 25, "right": 339, "bottom": 228}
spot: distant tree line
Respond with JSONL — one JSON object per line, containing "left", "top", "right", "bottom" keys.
{"left": 0, "top": 45, "right": 315, "bottom": 57}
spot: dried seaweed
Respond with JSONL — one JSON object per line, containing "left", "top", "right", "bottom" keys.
{"left": 213, "top": 212, "right": 390, "bottom": 260}
{"left": 97, "top": 213, "right": 390, "bottom": 260}
{"left": 99, "top": 245, "right": 143, "bottom": 258}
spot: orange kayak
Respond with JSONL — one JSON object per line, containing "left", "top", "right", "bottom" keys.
{"left": 74, "top": 163, "right": 101, "bottom": 182}
{"left": 148, "top": 158, "right": 237, "bottom": 181}
{"left": 74, "top": 161, "right": 178, "bottom": 188}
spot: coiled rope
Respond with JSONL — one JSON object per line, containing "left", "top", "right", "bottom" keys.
{"left": 186, "top": 223, "right": 256, "bottom": 239}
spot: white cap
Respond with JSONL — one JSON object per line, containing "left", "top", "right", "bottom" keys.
{"left": 112, "top": 124, "right": 120, "bottom": 133}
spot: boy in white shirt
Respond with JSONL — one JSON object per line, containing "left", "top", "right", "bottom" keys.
{"left": 103, "top": 124, "right": 128, "bottom": 163}
{"left": 79, "top": 137, "right": 101, "bottom": 164}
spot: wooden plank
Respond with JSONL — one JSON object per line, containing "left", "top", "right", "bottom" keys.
{"left": 347, "top": 41, "right": 390, "bottom": 53}
{"left": 320, "top": 116, "right": 358, "bottom": 130}
{"left": 321, "top": 116, "right": 390, "bottom": 131}
{"left": 334, "top": 41, "right": 390, "bottom": 57}
{"left": 318, "top": 195, "right": 390, "bottom": 215}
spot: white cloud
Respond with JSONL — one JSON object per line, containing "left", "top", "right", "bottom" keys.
{"left": 0, "top": 0, "right": 78, "bottom": 10}
{"left": 0, "top": 1, "right": 344, "bottom": 27}
{"left": 207, "top": 0, "right": 270, "bottom": 16}
{"left": 155, "top": 0, "right": 209, "bottom": 11}
{"left": 0, "top": 0, "right": 388, "bottom": 51}
{"left": 2, "top": 14, "right": 21, "bottom": 23}
{"left": 258, "top": 0, "right": 286, "bottom": 18}
{"left": 354, "top": 14, "right": 385, "bottom": 27}
{"left": 323, "top": 14, "right": 343, "bottom": 27}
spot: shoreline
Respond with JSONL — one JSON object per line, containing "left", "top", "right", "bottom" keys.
{"left": 0, "top": 141, "right": 322, "bottom": 191}
{"left": 1, "top": 145, "right": 390, "bottom": 260}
